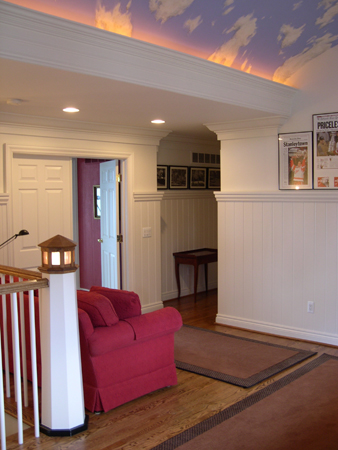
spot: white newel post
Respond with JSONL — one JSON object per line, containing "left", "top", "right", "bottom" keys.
{"left": 38, "top": 235, "right": 88, "bottom": 436}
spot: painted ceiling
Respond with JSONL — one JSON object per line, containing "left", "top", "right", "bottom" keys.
{"left": 6, "top": 0, "right": 338, "bottom": 85}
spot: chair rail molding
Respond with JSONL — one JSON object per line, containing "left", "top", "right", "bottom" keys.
{"left": 215, "top": 191, "right": 338, "bottom": 203}
{"left": 134, "top": 192, "right": 164, "bottom": 202}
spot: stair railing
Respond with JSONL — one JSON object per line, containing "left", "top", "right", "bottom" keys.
{"left": 0, "top": 265, "right": 48, "bottom": 449}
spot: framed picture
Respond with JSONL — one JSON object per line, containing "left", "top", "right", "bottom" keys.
{"left": 208, "top": 168, "right": 220, "bottom": 189}
{"left": 190, "top": 167, "right": 207, "bottom": 189}
{"left": 93, "top": 185, "right": 101, "bottom": 219}
{"left": 157, "top": 165, "right": 168, "bottom": 189}
{"left": 278, "top": 132, "right": 313, "bottom": 189}
{"left": 169, "top": 166, "right": 188, "bottom": 189}
{"left": 313, "top": 113, "right": 338, "bottom": 189}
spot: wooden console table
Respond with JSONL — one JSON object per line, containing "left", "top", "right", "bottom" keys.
{"left": 173, "top": 248, "right": 217, "bottom": 301}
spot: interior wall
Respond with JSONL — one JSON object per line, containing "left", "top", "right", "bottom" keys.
{"left": 0, "top": 123, "right": 168, "bottom": 311}
{"left": 215, "top": 46, "right": 338, "bottom": 345}
{"left": 158, "top": 135, "right": 219, "bottom": 300}
{"left": 77, "top": 158, "right": 102, "bottom": 290}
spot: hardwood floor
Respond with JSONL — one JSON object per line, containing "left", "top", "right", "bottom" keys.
{"left": 5, "top": 289, "right": 338, "bottom": 449}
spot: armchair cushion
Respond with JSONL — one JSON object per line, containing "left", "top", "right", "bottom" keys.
{"left": 77, "top": 290, "right": 119, "bottom": 327}
{"left": 90, "top": 286, "right": 141, "bottom": 319}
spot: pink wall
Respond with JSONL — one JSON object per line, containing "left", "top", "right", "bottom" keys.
{"left": 77, "top": 159, "right": 102, "bottom": 289}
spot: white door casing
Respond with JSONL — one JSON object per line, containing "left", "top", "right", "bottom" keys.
{"left": 11, "top": 154, "right": 72, "bottom": 270}
{"left": 100, "top": 160, "right": 120, "bottom": 289}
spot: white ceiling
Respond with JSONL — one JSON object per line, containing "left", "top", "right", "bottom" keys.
{"left": 0, "top": 58, "right": 285, "bottom": 141}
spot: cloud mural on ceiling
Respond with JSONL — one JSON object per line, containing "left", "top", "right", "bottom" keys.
{"left": 8, "top": 0, "right": 338, "bottom": 84}
{"left": 95, "top": 1, "right": 132, "bottom": 36}
{"left": 149, "top": 0, "right": 195, "bottom": 24}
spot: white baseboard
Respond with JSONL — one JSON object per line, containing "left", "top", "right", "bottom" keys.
{"left": 162, "top": 281, "right": 218, "bottom": 302}
{"left": 216, "top": 314, "right": 338, "bottom": 347}
{"left": 142, "top": 302, "right": 163, "bottom": 314}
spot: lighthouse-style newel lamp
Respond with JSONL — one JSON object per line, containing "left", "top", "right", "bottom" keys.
{"left": 38, "top": 235, "right": 88, "bottom": 436}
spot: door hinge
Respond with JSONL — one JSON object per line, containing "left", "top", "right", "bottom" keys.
{"left": 117, "top": 173, "right": 122, "bottom": 183}
{"left": 117, "top": 234, "right": 123, "bottom": 243}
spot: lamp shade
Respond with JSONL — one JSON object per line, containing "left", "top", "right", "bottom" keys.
{"left": 38, "top": 235, "right": 78, "bottom": 274}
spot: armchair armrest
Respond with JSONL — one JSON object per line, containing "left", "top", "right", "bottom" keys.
{"left": 123, "top": 307, "right": 183, "bottom": 341}
{"left": 90, "top": 286, "right": 141, "bottom": 319}
{"left": 78, "top": 308, "right": 94, "bottom": 340}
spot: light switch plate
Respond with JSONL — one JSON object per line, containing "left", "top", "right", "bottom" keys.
{"left": 143, "top": 227, "right": 152, "bottom": 238}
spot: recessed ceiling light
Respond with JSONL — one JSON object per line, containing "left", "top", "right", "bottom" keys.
{"left": 151, "top": 119, "right": 165, "bottom": 124}
{"left": 63, "top": 107, "right": 79, "bottom": 113}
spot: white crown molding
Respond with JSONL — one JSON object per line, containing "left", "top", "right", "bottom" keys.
{"left": 0, "top": 1, "right": 297, "bottom": 116}
{"left": 215, "top": 191, "right": 338, "bottom": 203}
{"left": 206, "top": 116, "right": 289, "bottom": 140}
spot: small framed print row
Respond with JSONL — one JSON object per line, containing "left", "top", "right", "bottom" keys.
{"left": 157, "top": 166, "right": 220, "bottom": 190}
{"left": 278, "top": 112, "right": 338, "bottom": 190}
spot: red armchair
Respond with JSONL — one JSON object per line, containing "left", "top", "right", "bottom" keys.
{"left": 1, "top": 285, "right": 183, "bottom": 413}
{"left": 78, "top": 286, "right": 182, "bottom": 412}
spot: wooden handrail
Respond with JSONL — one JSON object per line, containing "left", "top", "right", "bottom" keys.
{"left": 0, "top": 264, "right": 48, "bottom": 294}
{"left": 0, "top": 264, "right": 42, "bottom": 280}
{"left": 0, "top": 279, "right": 48, "bottom": 295}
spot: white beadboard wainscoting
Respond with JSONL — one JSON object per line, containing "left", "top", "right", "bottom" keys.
{"left": 134, "top": 193, "right": 164, "bottom": 313}
{"left": 161, "top": 190, "right": 218, "bottom": 301}
{"left": 215, "top": 191, "right": 338, "bottom": 346}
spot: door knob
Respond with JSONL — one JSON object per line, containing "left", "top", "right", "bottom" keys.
{"left": 98, "top": 238, "right": 103, "bottom": 243}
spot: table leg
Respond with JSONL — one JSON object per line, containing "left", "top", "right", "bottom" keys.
{"left": 204, "top": 263, "right": 208, "bottom": 292}
{"left": 175, "top": 261, "right": 181, "bottom": 299}
{"left": 194, "top": 262, "right": 198, "bottom": 302}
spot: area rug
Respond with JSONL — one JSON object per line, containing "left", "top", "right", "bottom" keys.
{"left": 152, "top": 354, "right": 338, "bottom": 450}
{"left": 174, "top": 325, "right": 316, "bottom": 388}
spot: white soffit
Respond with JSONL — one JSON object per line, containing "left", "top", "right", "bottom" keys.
{"left": 0, "top": 1, "right": 297, "bottom": 118}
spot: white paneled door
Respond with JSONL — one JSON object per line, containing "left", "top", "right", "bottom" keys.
{"left": 11, "top": 155, "right": 73, "bottom": 270}
{"left": 100, "top": 160, "right": 120, "bottom": 289}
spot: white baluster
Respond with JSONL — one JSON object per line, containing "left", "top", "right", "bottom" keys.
{"left": 18, "top": 282, "right": 28, "bottom": 408}
{"left": 28, "top": 289, "right": 40, "bottom": 437}
{"left": 11, "top": 292, "right": 23, "bottom": 444}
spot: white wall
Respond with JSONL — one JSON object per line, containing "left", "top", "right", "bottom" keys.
{"left": 0, "top": 120, "right": 168, "bottom": 312}
{"left": 213, "top": 46, "right": 338, "bottom": 345}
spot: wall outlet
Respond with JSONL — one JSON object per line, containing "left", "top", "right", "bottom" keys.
{"left": 307, "top": 301, "right": 315, "bottom": 313}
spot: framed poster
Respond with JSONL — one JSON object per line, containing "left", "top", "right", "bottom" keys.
{"left": 169, "top": 166, "right": 188, "bottom": 189}
{"left": 313, "top": 113, "right": 338, "bottom": 189}
{"left": 278, "top": 132, "right": 313, "bottom": 189}
{"left": 157, "top": 165, "right": 168, "bottom": 189}
{"left": 190, "top": 167, "right": 207, "bottom": 189}
{"left": 208, "top": 168, "right": 220, "bottom": 189}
